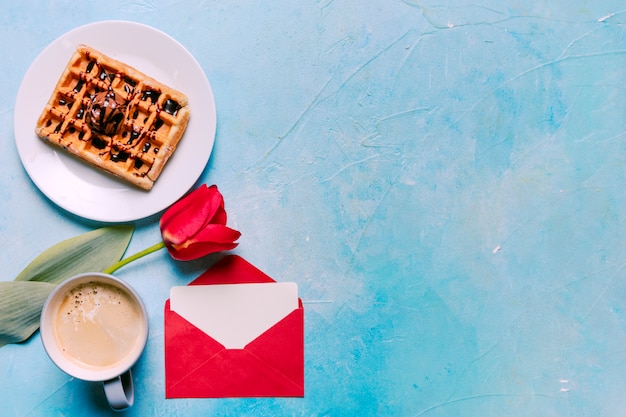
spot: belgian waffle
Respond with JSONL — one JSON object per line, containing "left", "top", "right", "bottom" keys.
{"left": 35, "top": 44, "right": 190, "bottom": 190}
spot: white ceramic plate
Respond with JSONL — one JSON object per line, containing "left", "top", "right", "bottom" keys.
{"left": 14, "top": 21, "right": 216, "bottom": 223}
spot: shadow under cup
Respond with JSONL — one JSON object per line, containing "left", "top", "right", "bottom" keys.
{"left": 40, "top": 273, "right": 148, "bottom": 410}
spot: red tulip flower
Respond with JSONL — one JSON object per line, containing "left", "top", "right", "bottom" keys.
{"left": 103, "top": 184, "right": 241, "bottom": 274}
{"left": 159, "top": 184, "right": 241, "bottom": 260}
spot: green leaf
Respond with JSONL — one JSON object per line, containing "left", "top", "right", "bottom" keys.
{"left": 14, "top": 225, "right": 134, "bottom": 284}
{"left": 0, "top": 281, "right": 56, "bottom": 347}
{"left": 1, "top": 226, "right": 134, "bottom": 347}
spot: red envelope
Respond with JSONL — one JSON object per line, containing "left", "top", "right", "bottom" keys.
{"left": 164, "top": 255, "right": 304, "bottom": 398}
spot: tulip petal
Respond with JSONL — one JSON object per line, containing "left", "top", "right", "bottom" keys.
{"left": 211, "top": 203, "right": 227, "bottom": 225}
{"left": 167, "top": 241, "right": 239, "bottom": 261}
{"left": 191, "top": 223, "right": 242, "bottom": 244}
{"left": 165, "top": 224, "right": 241, "bottom": 261}
{"left": 160, "top": 185, "right": 225, "bottom": 245}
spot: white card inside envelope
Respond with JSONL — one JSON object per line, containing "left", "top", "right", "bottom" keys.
{"left": 170, "top": 283, "right": 299, "bottom": 349}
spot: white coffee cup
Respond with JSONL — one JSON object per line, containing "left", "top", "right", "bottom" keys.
{"left": 40, "top": 273, "right": 148, "bottom": 411}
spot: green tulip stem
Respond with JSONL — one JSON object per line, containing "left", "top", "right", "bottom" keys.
{"left": 102, "top": 241, "right": 166, "bottom": 274}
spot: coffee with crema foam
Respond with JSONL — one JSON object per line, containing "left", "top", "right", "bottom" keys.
{"left": 54, "top": 281, "right": 144, "bottom": 369}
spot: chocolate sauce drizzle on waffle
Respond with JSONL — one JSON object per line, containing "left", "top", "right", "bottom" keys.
{"left": 35, "top": 45, "right": 189, "bottom": 190}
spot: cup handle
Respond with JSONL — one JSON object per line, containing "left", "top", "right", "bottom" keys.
{"left": 103, "top": 369, "right": 134, "bottom": 411}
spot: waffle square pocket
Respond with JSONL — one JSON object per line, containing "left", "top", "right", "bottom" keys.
{"left": 35, "top": 45, "right": 190, "bottom": 190}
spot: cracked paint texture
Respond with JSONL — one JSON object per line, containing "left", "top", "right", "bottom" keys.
{"left": 0, "top": 0, "right": 625, "bottom": 416}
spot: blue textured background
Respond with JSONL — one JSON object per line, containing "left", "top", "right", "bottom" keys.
{"left": 1, "top": 1, "right": 625, "bottom": 416}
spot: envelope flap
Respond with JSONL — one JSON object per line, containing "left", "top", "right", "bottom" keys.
{"left": 190, "top": 255, "right": 275, "bottom": 285}
{"left": 170, "top": 283, "right": 299, "bottom": 349}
